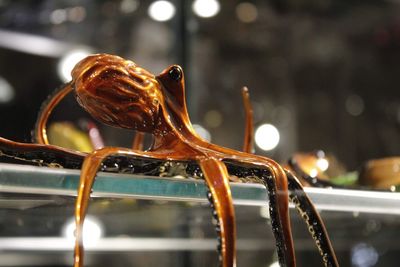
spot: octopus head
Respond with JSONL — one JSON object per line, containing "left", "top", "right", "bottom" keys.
{"left": 71, "top": 54, "right": 163, "bottom": 132}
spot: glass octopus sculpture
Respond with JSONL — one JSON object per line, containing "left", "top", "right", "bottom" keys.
{"left": 0, "top": 54, "right": 339, "bottom": 267}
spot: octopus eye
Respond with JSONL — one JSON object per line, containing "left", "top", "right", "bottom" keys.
{"left": 168, "top": 66, "right": 182, "bottom": 81}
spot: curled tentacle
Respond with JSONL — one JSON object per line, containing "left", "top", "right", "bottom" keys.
{"left": 286, "top": 170, "right": 339, "bottom": 267}
{"left": 34, "top": 83, "right": 73, "bottom": 144}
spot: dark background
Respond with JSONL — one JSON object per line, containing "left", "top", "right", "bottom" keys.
{"left": 0, "top": 0, "right": 399, "bottom": 172}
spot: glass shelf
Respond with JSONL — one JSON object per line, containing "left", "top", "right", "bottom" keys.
{"left": 2, "top": 163, "right": 400, "bottom": 267}
{"left": 1, "top": 163, "right": 400, "bottom": 214}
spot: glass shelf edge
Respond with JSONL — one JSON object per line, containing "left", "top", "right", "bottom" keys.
{"left": 1, "top": 163, "right": 400, "bottom": 214}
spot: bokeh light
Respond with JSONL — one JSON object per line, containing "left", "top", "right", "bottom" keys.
{"left": 192, "top": 0, "right": 220, "bottom": 18}
{"left": 193, "top": 123, "right": 211, "bottom": 141}
{"left": 236, "top": 2, "right": 258, "bottom": 23}
{"left": 316, "top": 158, "right": 329, "bottom": 172}
{"left": 57, "top": 49, "right": 92, "bottom": 82}
{"left": 63, "top": 216, "right": 103, "bottom": 247}
{"left": 351, "top": 243, "right": 379, "bottom": 267}
{"left": 0, "top": 76, "right": 14, "bottom": 103}
{"left": 148, "top": 1, "right": 176, "bottom": 22}
{"left": 346, "top": 94, "right": 365, "bottom": 116}
{"left": 255, "top": 123, "right": 280, "bottom": 151}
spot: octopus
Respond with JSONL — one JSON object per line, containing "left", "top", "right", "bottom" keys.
{"left": 0, "top": 54, "right": 339, "bottom": 267}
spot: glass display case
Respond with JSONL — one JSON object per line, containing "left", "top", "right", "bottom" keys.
{"left": 1, "top": 163, "right": 400, "bottom": 267}
{"left": 0, "top": 1, "right": 400, "bottom": 267}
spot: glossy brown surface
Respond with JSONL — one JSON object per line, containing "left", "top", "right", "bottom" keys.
{"left": 30, "top": 53, "right": 338, "bottom": 267}
{"left": 241, "top": 87, "right": 254, "bottom": 154}
{"left": 73, "top": 55, "right": 161, "bottom": 132}
{"left": 70, "top": 54, "right": 237, "bottom": 267}
{"left": 34, "top": 83, "right": 73, "bottom": 145}
{"left": 132, "top": 131, "right": 145, "bottom": 150}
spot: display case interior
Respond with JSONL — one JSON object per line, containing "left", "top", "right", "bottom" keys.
{"left": 0, "top": 1, "right": 400, "bottom": 267}
{"left": 1, "top": 163, "right": 400, "bottom": 267}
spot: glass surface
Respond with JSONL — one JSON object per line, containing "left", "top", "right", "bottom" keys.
{"left": 1, "top": 163, "right": 400, "bottom": 266}
{"left": 1, "top": 163, "right": 400, "bottom": 214}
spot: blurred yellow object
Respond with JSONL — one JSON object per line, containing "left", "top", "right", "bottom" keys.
{"left": 48, "top": 122, "right": 93, "bottom": 152}
{"left": 288, "top": 151, "right": 330, "bottom": 180}
{"left": 287, "top": 150, "right": 351, "bottom": 187}
{"left": 359, "top": 157, "right": 400, "bottom": 190}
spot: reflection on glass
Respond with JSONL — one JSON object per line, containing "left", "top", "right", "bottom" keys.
{"left": 351, "top": 243, "right": 379, "bottom": 267}
{"left": 63, "top": 215, "right": 104, "bottom": 247}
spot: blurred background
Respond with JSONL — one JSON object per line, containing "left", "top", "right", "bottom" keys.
{"left": 1, "top": 1, "right": 400, "bottom": 266}
{"left": 0, "top": 0, "right": 399, "bottom": 171}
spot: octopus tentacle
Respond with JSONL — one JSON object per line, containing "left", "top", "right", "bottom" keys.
{"left": 239, "top": 87, "right": 295, "bottom": 265}
{"left": 240, "top": 87, "right": 296, "bottom": 265}
{"left": 286, "top": 171, "right": 339, "bottom": 267}
{"left": 260, "top": 173, "right": 289, "bottom": 266}
{"left": 157, "top": 68, "right": 296, "bottom": 266}
{"left": 66, "top": 54, "right": 338, "bottom": 267}
{"left": 74, "top": 151, "right": 101, "bottom": 267}
{"left": 0, "top": 137, "right": 85, "bottom": 168}
{"left": 73, "top": 147, "right": 237, "bottom": 267}
{"left": 239, "top": 85, "right": 337, "bottom": 265}
{"left": 73, "top": 147, "right": 155, "bottom": 267}
{"left": 241, "top": 87, "right": 254, "bottom": 154}
{"left": 34, "top": 82, "right": 73, "bottom": 144}
{"left": 199, "top": 157, "right": 236, "bottom": 267}
{"left": 132, "top": 131, "right": 145, "bottom": 150}
{"left": 224, "top": 158, "right": 295, "bottom": 266}
{"left": 258, "top": 165, "right": 295, "bottom": 267}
